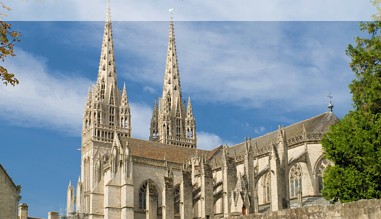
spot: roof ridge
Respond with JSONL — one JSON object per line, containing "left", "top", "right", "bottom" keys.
{"left": 230, "top": 112, "right": 333, "bottom": 148}
{"left": 283, "top": 111, "right": 332, "bottom": 129}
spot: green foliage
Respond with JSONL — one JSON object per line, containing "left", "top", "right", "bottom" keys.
{"left": 322, "top": 21, "right": 381, "bottom": 202}
{"left": 0, "top": 2, "right": 20, "bottom": 86}
{"left": 372, "top": 0, "right": 381, "bottom": 21}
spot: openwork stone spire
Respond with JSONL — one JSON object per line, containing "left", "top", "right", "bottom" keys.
{"left": 77, "top": 1, "right": 132, "bottom": 215}
{"left": 161, "top": 17, "right": 182, "bottom": 104}
{"left": 82, "top": 0, "right": 131, "bottom": 145}
{"left": 149, "top": 17, "right": 197, "bottom": 148}
{"left": 97, "top": 0, "right": 117, "bottom": 86}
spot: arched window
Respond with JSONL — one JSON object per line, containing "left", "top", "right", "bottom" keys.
{"left": 176, "top": 119, "right": 181, "bottom": 137}
{"left": 139, "top": 180, "right": 158, "bottom": 210}
{"left": 262, "top": 172, "right": 270, "bottom": 203}
{"left": 100, "top": 79, "right": 105, "bottom": 100}
{"left": 316, "top": 158, "right": 330, "bottom": 193}
{"left": 289, "top": 163, "right": 302, "bottom": 198}
{"left": 174, "top": 185, "right": 180, "bottom": 214}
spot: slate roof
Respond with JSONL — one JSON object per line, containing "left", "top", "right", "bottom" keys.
{"left": 228, "top": 112, "right": 338, "bottom": 157}
{"left": 121, "top": 112, "right": 338, "bottom": 165}
{"left": 125, "top": 138, "right": 211, "bottom": 164}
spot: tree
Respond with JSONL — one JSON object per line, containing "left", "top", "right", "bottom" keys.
{"left": 0, "top": 2, "right": 20, "bottom": 86}
{"left": 321, "top": 22, "right": 381, "bottom": 202}
{"left": 372, "top": 0, "right": 381, "bottom": 21}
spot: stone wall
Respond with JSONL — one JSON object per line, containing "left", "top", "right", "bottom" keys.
{"left": 0, "top": 165, "right": 20, "bottom": 219}
{"left": 231, "top": 199, "right": 381, "bottom": 219}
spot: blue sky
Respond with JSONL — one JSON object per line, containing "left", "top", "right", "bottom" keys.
{"left": 0, "top": 0, "right": 375, "bottom": 218}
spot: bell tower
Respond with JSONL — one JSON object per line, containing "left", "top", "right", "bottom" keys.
{"left": 149, "top": 16, "right": 197, "bottom": 148}
{"left": 78, "top": 0, "right": 132, "bottom": 215}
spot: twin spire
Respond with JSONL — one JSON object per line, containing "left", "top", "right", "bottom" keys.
{"left": 106, "top": 0, "right": 111, "bottom": 23}
{"left": 83, "top": 2, "right": 196, "bottom": 148}
{"left": 82, "top": 0, "right": 131, "bottom": 143}
{"left": 149, "top": 15, "right": 197, "bottom": 148}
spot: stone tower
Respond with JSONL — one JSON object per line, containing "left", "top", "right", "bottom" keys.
{"left": 76, "top": 0, "right": 131, "bottom": 215}
{"left": 149, "top": 17, "right": 197, "bottom": 148}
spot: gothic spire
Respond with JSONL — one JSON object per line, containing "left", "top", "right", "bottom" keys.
{"left": 106, "top": 0, "right": 111, "bottom": 23}
{"left": 121, "top": 82, "right": 128, "bottom": 106}
{"left": 162, "top": 17, "right": 182, "bottom": 104}
{"left": 186, "top": 97, "right": 193, "bottom": 116}
{"left": 97, "top": 0, "right": 117, "bottom": 89}
{"left": 149, "top": 16, "right": 196, "bottom": 148}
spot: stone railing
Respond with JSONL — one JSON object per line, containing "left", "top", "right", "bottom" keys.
{"left": 231, "top": 199, "right": 381, "bottom": 219}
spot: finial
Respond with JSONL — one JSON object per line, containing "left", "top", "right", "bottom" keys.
{"left": 169, "top": 8, "right": 174, "bottom": 20}
{"left": 327, "top": 92, "right": 334, "bottom": 112}
{"left": 106, "top": 0, "right": 111, "bottom": 22}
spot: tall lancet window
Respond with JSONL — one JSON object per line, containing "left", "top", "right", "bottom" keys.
{"left": 121, "top": 117, "right": 128, "bottom": 128}
{"left": 176, "top": 119, "right": 181, "bottom": 137}
{"left": 109, "top": 107, "right": 115, "bottom": 126}
{"left": 316, "top": 158, "right": 330, "bottom": 193}
{"left": 100, "top": 79, "right": 105, "bottom": 99}
{"left": 262, "top": 172, "right": 270, "bottom": 204}
{"left": 289, "top": 163, "right": 302, "bottom": 198}
{"left": 109, "top": 91, "right": 114, "bottom": 105}
{"left": 174, "top": 185, "right": 180, "bottom": 214}
{"left": 97, "top": 112, "right": 101, "bottom": 124}
{"left": 138, "top": 180, "right": 158, "bottom": 210}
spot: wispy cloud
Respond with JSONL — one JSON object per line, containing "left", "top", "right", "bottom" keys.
{"left": 0, "top": 49, "right": 153, "bottom": 139}
{"left": 197, "top": 131, "right": 234, "bottom": 150}
{"left": 254, "top": 126, "right": 266, "bottom": 135}
{"left": 110, "top": 22, "right": 355, "bottom": 117}
{"left": 143, "top": 86, "right": 156, "bottom": 94}
{"left": 1, "top": 22, "right": 357, "bottom": 137}
{"left": 130, "top": 102, "right": 152, "bottom": 140}
{"left": 6, "top": 0, "right": 375, "bottom": 21}
{"left": 0, "top": 50, "right": 91, "bottom": 134}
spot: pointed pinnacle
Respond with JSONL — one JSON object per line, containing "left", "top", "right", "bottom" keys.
{"left": 106, "top": 0, "right": 111, "bottom": 23}
{"left": 187, "top": 97, "right": 193, "bottom": 114}
{"left": 121, "top": 82, "right": 129, "bottom": 105}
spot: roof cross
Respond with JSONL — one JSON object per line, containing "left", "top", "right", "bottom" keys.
{"left": 327, "top": 92, "right": 334, "bottom": 112}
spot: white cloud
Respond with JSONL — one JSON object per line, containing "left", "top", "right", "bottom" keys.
{"left": 197, "top": 131, "right": 233, "bottom": 150}
{"left": 143, "top": 86, "right": 156, "bottom": 94}
{"left": 0, "top": 21, "right": 357, "bottom": 142}
{"left": 109, "top": 22, "right": 355, "bottom": 116}
{"left": 254, "top": 126, "right": 266, "bottom": 135}
{"left": 5, "top": 0, "right": 375, "bottom": 21}
{"left": 0, "top": 49, "right": 154, "bottom": 139}
{"left": 0, "top": 50, "right": 92, "bottom": 135}
{"left": 130, "top": 103, "right": 152, "bottom": 140}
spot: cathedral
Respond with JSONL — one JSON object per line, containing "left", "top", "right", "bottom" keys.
{"left": 65, "top": 2, "right": 338, "bottom": 219}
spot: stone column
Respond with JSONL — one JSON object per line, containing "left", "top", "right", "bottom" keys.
{"left": 200, "top": 157, "right": 213, "bottom": 218}
{"left": 180, "top": 171, "right": 193, "bottom": 219}
{"left": 254, "top": 190, "right": 259, "bottom": 213}
{"left": 48, "top": 212, "right": 59, "bottom": 219}
{"left": 121, "top": 148, "right": 134, "bottom": 219}
{"left": 162, "top": 176, "right": 174, "bottom": 219}
{"left": 19, "top": 203, "right": 28, "bottom": 219}
{"left": 244, "top": 139, "right": 255, "bottom": 214}
{"left": 297, "top": 188, "right": 302, "bottom": 208}
{"left": 146, "top": 181, "right": 150, "bottom": 219}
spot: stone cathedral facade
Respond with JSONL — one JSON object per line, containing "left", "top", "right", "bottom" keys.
{"left": 65, "top": 3, "right": 338, "bottom": 219}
